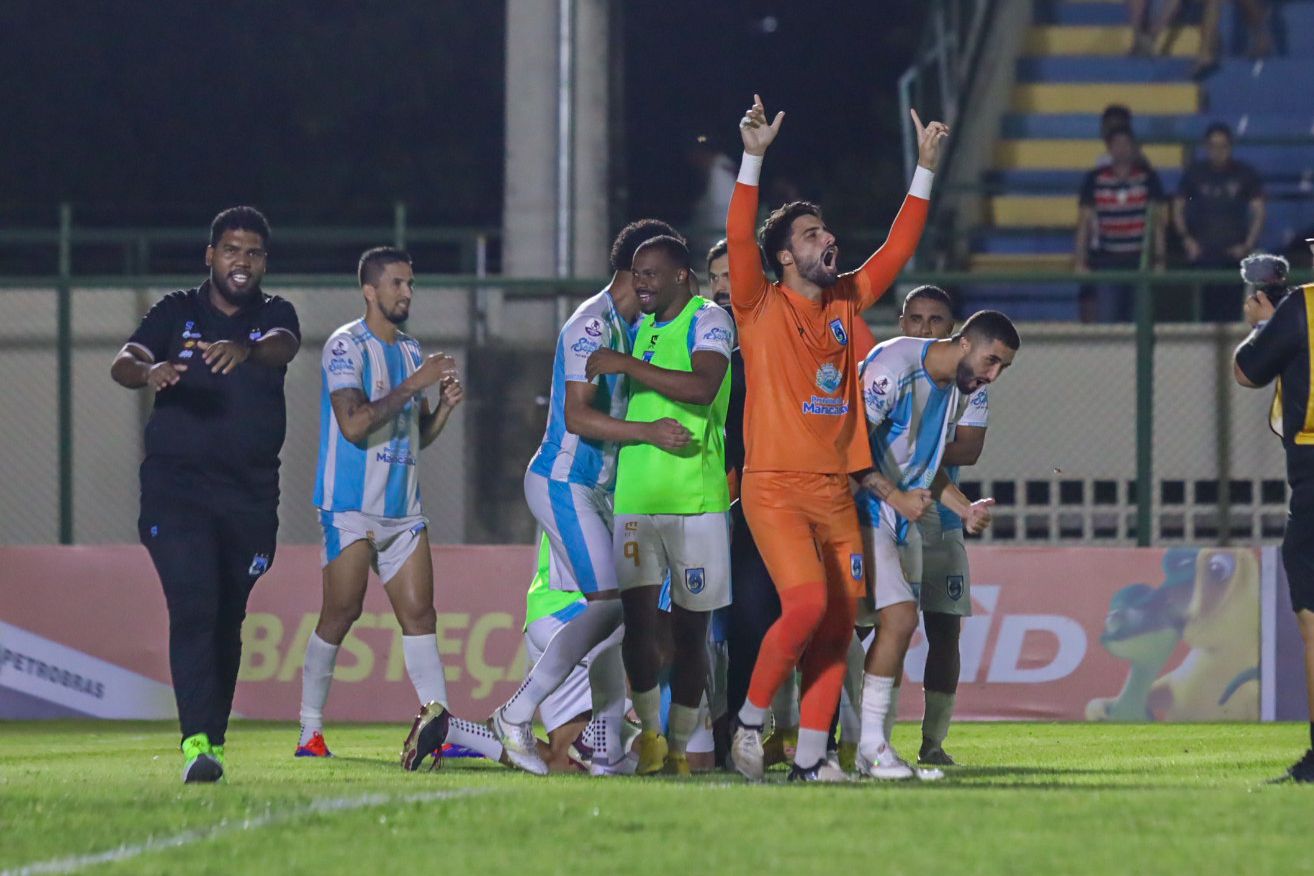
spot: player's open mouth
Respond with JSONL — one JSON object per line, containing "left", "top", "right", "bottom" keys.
{"left": 636, "top": 289, "right": 655, "bottom": 306}
{"left": 822, "top": 247, "right": 837, "bottom": 269}
{"left": 229, "top": 272, "right": 250, "bottom": 287}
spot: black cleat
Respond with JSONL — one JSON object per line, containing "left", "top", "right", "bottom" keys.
{"left": 1282, "top": 748, "right": 1314, "bottom": 784}
{"left": 401, "top": 702, "right": 450, "bottom": 771}
{"left": 787, "top": 758, "right": 849, "bottom": 783}
{"left": 182, "top": 753, "right": 224, "bottom": 784}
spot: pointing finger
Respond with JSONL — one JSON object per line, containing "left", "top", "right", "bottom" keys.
{"left": 910, "top": 107, "right": 925, "bottom": 137}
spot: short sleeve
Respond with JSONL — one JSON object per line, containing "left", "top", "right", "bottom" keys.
{"left": 1078, "top": 171, "right": 1097, "bottom": 206}
{"left": 126, "top": 293, "right": 180, "bottom": 362}
{"left": 861, "top": 356, "right": 897, "bottom": 428}
{"left": 690, "top": 305, "right": 735, "bottom": 359}
{"left": 1235, "top": 293, "right": 1304, "bottom": 387}
{"left": 957, "top": 387, "right": 990, "bottom": 429}
{"left": 322, "top": 335, "right": 365, "bottom": 393}
{"left": 260, "top": 295, "right": 301, "bottom": 341}
{"left": 561, "top": 312, "right": 606, "bottom": 384}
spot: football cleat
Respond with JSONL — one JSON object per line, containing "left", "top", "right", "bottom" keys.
{"left": 181, "top": 733, "right": 223, "bottom": 784}
{"left": 730, "top": 720, "right": 766, "bottom": 782}
{"left": 401, "top": 702, "right": 450, "bottom": 771}
{"left": 210, "top": 744, "right": 225, "bottom": 767}
{"left": 295, "top": 731, "right": 333, "bottom": 759}
{"left": 635, "top": 730, "right": 669, "bottom": 776}
{"left": 856, "top": 742, "right": 915, "bottom": 781}
{"left": 761, "top": 726, "right": 796, "bottom": 767}
{"left": 661, "top": 752, "right": 692, "bottom": 777}
{"left": 918, "top": 741, "right": 956, "bottom": 766}
{"left": 590, "top": 750, "right": 639, "bottom": 777}
{"left": 788, "top": 758, "right": 850, "bottom": 783}
{"left": 490, "top": 707, "right": 549, "bottom": 776}
{"left": 1278, "top": 748, "right": 1314, "bottom": 783}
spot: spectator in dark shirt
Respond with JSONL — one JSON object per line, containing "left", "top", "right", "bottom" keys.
{"left": 1174, "top": 122, "right": 1265, "bottom": 321}
{"left": 1075, "top": 126, "right": 1167, "bottom": 322}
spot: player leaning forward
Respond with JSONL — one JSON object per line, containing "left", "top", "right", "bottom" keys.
{"left": 855, "top": 310, "right": 1018, "bottom": 779}
{"left": 298, "top": 246, "right": 526, "bottom": 772}
{"left": 587, "top": 236, "right": 736, "bottom": 775}
{"left": 727, "top": 96, "right": 945, "bottom": 783}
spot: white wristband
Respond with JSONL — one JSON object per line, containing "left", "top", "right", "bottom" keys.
{"left": 910, "top": 166, "right": 934, "bottom": 200}
{"left": 737, "top": 152, "right": 763, "bottom": 186}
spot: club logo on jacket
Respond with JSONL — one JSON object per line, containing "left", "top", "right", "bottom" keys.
{"left": 815, "top": 363, "right": 842, "bottom": 395}
{"left": 829, "top": 318, "right": 848, "bottom": 346}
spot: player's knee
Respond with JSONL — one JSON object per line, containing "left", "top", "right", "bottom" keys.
{"left": 923, "top": 612, "right": 961, "bottom": 649}
{"left": 882, "top": 601, "right": 920, "bottom": 644}
{"left": 398, "top": 606, "right": 437, "bottom": 637}
{"left": 320, "top": 598, "right": 365, "bottom": 638}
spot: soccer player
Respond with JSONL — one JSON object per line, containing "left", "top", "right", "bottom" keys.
{"left": 492, "top": 220, "right": 692, "bottom": 776}
{"left": 727, "top": 95, "right": 946, "bottom": 783}
{"left": 587, "top": 235, "right": 735, "bottom": 775}
{"left": 707, "top": 239, "right": 731, "bottom": 307}
{"left": 111, "top": 206, "right": 300, "bottom": 783}
{"left": 298, "top": 246, "right": 522, "bottom": 773}
{"left": 891, "top": 286, "right": 990, "bottom": 766}
{"left": 855, "top": 310, "right": 1018, "bottom": 779}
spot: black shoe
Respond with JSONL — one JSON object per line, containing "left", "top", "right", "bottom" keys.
{"left": 182, "top": 753, "right": 224, "bottom": 784}
{"left": 1284, "top": 748, "right": 1314, "bottom": 783}
{"left": 401, "top": 702, "right": 450, "bottom": 771}
{"left": 787, "top": 758, "right": 849, "bottom": 783}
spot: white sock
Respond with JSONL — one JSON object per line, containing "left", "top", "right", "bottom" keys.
{"left": 884, "top": 685, "right": 901, "bottom": 743}
{"left": 588, "top": 643, "right": 626, "bottom": 764}
{"left": 668, "top": 703, "right": 700, "bottom": 755}
{"left": 923, "top": 690, "right": 956, "bottom": 747}
{"left": 738, "top": 698, "right": 769, "bottom": 729}
{"left": 446, "top": 717, "right": 504, "bottom": 761}
{"left": 403, "top": 634, "right": 449, "bottom": 707}
{"left": 502, "top": 600, "right": 622, "bottom": 725}
{"left": 633, "top": 686, "right": 662, "bottom": 734}
{"left": 860, "top": 674, "right": 895, "bottom": 757}
{"left": 795, "top": 728, "right": 828, "bottom": 769}
{"left": 299, "top": 632, "right": 339, "bottom": 744}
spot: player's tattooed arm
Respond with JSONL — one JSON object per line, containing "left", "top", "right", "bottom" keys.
{"left": 564, "top": 381, "right": 691, "bottom": 450}
{"left": 931, "top": 468, "right": 994, "bottom": 534}
{"left": 586, "top": 349, "right": 728, "bottom": 406}
{"left": 332, "top": 353, "right": 456, "bottom": 444}
{"left": 418, "top": 376, "right": 464, "bottom": 448}
{"left": 858, "top": 468, "right": 933, "bottom": 522}
{"left": 941, "top": 425, "right": 986, "bottom": 467}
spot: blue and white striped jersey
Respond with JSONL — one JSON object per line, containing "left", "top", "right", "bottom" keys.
{"left": 856, "top": 337, "right": 961, "bottom": 536}
{"left": 938, "top": 386, "right": 989, "bottom": 530}
{"left": 528, "top": 288, "right": 633, "bottom": 490}
{"left": 314, "top": 319, "right": 426, "bottom": 518}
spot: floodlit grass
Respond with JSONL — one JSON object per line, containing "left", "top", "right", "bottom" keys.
{"left": 0, "top": 721, "right": 1310, "bottom": 875}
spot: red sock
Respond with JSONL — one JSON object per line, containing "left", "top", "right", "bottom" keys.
{"left": 743, "top": 581, "right": 827, "bottom": 714}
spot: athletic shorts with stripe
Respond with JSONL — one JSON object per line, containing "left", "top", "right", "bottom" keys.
{"left": 319, "top": 509, "right": 428, "bottom": 584}
{"left": 614, "top": 512, "right": 732, "bottom": 611}
{"left": 856, "top": 500, "right": 922, "bottom": 627}
{"left": 740, "top": 471, "right": 865, "bottom": 598}
{"left": 524, "top": 469, "right": 616, "bottom": 594}
{"left": 917, "top": 510, "right": 972, "bottom": 617}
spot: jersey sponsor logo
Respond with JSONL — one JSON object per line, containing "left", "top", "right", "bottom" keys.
{"left": 376, "top": 448, "right": 418, "bottom": 466}
{"left": 685, "top": 567, "right": 706, "bottom": 595}
{"left": 331, "top": 338, "right": 349, "bottom": 356}
{"left": 802, "top": 395, "right": 849, "bottom": 416}
{"left": 181, "top": 329, "right": 202, "bottom": 340}
{"left": 815, "top": 363, "right": 842, "bottom": 395}
{"left": 178, "top": 349, "right": 194, "bottom": 359}
{"left": 829, "top": 318, "right": 848, "bottom": 346}
{"left": 970, "top": 391, "right": 988, "bottom": 408}
{"left": 642, "top": 351, "right": 655, "bottom": 362}
{"left": 584, "top": 318, "right": 603, "bottom": 338}
{"left": 247, "top": 553, "right": 271, "bottom": 577}
{"left": 947, "top": 575, "right": 964, "bottom": 600}
{"left": 703, "top": 327, "right": 732, "bottom": 344}
{"left": 850, "top": 553, "right": 864, "bottom": 581}
{"left": 571, "top": 337, "right": 600, "bottom": 355}
{"left": 864, "top": 384, "right": 888, "bottom": 414}
{"left": 328, "top": 357, "right": 355, "bottom": 375}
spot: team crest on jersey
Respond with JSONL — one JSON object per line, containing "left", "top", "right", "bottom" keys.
{"left": 829, "top": 318, "right": 848, "bottom": 346}
{"left": 815, "top": 363, "right": 842, "bottom": 395}
{"left": 850, "top": 554, "right": 864, "bottom": 581}
{"left": 947, "top": 575, "right": 964, "bottom": 600}
{"left": 331, "top": 338, "right": 349, "bottom": 356}
{"left": 685, "top": 567, "right": 706, "bottom": 595}
{"left": 642, "top": 351, "right": 655, "bottom": 362}
{"left": 248, "top": 553, "right": 270, "bottom": 577}
{"left": 584, "top": 318, "right": 603, "bottom": 338}
{"left": 248, "top": 328, "right": 263, "bottom": 341}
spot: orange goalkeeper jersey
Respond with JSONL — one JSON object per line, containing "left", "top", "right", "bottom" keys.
{"left": 729, "top": 180, "right": 927, "bottom": 474}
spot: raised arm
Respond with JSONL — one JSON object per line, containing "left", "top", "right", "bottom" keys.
{"left": 853, "top": 109, "right": 946, "bottom": 310}
{"left": 728, "top": 94, "right": 783, "bottom": 315}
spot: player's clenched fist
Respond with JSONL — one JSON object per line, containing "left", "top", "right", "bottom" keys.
{"left": 963, "top": 498, "right": 995, "bottom": 535}
{"left": 891, "top": 487, "right": 934, "bottom": 523}
{"left": 438, "top": 375, "right": 464, "bottom": 410}
{"left": 146, "top": 361, "right": 188, "bottom": 391}
{"left": 738, "top": 93, "right": 784, "bottom": 157}
{"left": 412, "top": 353, "right": 458, "bottom": 390}
{"left": 645, "top": 417, "right": 693, "bottom": 451}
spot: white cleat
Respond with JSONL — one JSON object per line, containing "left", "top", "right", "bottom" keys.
{"left": 490, "top": 707, "right": 548, "bottom": 776}
{"left": 590, "top": 751, "right": 639, "bottom": 777}
{"left": 914, "top": 766, "right": 945, "bottom": 782}
{"left": 730, "top": 723, "right": 766, "bottom": 782}
{"left": 856, "top": 742, "right": 915, "bottom": 781}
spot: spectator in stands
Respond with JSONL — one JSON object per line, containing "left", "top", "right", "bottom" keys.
{"left": 1128, "top": 0, "right": 1272, "bottom": 79}
{"left": 1174, "top": 121, "right": 1265, "bottom": 321}
{"left": 1075, "top": 126, "right": 1168, "bottom": 323}
{"left": 1096, "top": 105, "right": 1134, "bottom": 168}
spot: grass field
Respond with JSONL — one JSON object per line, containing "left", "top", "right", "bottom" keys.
{"left": 1, "top": 721, "right": 1311, "bottom": 875}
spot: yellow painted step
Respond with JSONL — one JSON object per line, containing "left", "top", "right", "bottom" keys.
{"left": 1012, "top": 83, "right": 1198, "bottom": 114}
{"left": 969, "top": 253, "right": 1076, "bottom": 273}
{"left": 990, "top": 196, "right": 1079, "bottom": 228}
{"left": 995, "top": 140, "right": 1186, "bottom": 170}
{"left": 1025, "top": 25, "right": 1202, "bottom": 56}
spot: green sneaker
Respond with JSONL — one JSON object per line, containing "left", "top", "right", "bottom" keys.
{"left": 211, "top": 744, "right": 225, "bottom": 767}
{"left": 181, "top": 733, "right": 223, "bottom": 784}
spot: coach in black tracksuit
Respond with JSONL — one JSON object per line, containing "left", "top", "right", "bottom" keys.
{"left": 111, "top": 206, "right": 300, "bottom": 783}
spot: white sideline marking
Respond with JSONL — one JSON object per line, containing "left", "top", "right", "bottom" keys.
{"left": 2, "top": 788, "right": 489, "bottom": 876}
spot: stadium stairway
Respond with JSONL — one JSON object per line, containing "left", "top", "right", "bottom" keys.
{"left": 963, "top": 0, "right": 1314, "bottom": 320}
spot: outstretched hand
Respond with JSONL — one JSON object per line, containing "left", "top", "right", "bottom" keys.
{"left": 739, "top": 94, "right": 784, "bottom": 157}
{"left": 911, "top": 108, "right": 950, "bottom": 172}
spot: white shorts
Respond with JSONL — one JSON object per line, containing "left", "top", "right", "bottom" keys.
{"left": 918, "top": 511, "right": 972, "bottom": 617}
{"left": 524, "top": 609, "right": 595, "bottom": 733}
{"left": 319, "top": 509, "right": 428, "bottom": 584}
{"left": 524, "top": 471, "right": 616, "bottom": 595}
{"left": 614, "top": 512, "right": 732, "bottom": 611}
{"left": 856, "top": 505, "right": 922, "bottom": 626}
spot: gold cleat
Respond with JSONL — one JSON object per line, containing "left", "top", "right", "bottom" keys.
{"left": 661, "top": 752, "right": 692, "bottom": 777}
{"left": 635, "top": 730, "right": 669, "bottom": 776}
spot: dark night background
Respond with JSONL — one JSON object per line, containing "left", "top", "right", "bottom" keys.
{"left": 1, "top": 1, "right": 926, "bottom": 241}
